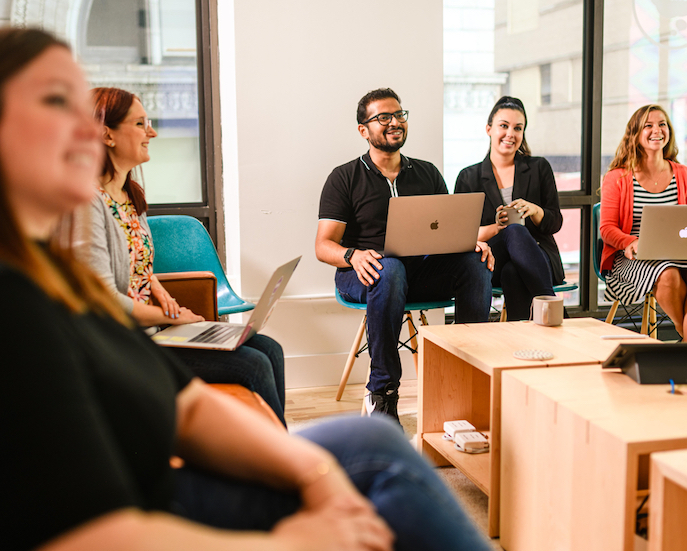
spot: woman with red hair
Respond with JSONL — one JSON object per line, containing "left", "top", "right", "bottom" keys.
{"left": 81, "top": 86, "right": 287, "bottom": 424}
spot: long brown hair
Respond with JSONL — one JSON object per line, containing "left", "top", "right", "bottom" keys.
{"left": 91, "top": 87, "right": 148, "bottom": 215}
{"left": 608, "top": 104, "right": 678, "bottom": 173}
{"left": 0, "top": 28, "right": 129, "bottom": 325}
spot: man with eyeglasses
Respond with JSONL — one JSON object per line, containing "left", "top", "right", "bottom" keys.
{"left": 315, "top": 88, "right": 493, "bottom": 422}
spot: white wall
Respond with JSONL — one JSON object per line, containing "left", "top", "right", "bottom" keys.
{"left": 221, "top": 0, "right": 446, "bottom": 387}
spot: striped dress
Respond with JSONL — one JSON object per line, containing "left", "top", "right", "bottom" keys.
{"left": 605, "top": 176, "right": 687, "bottom": 303}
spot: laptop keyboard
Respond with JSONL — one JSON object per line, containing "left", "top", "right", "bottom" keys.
{"left": 188, "top": 324, "right": 243, "bottom": 344}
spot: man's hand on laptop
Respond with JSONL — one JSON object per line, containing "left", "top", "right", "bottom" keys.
{"left": 351, "top": 249, "right": 384, "bottom": 286}
{"left": 475, "top": 241, "right": 495, "bottom": 271}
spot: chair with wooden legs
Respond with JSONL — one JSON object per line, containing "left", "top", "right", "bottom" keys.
{"left": 334, "top": 288, "right": 452, "bottom": 402}
{"left": 592, "top": 202, "right": 663, "bottom": 337}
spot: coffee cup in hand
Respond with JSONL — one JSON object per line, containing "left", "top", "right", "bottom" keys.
{"left": 503, "top": 206, "right": 525, "bottom": 226}
{"left": 532, "top": 295, "right": 564, "bottom": 327}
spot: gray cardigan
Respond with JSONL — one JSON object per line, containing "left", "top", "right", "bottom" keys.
{"left": 77, "top": 194, "right": 153, "bottom": 314}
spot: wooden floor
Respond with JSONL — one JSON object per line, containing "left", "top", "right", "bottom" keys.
{"left": 285, "top": 379, "right": 418, "bottom": 425}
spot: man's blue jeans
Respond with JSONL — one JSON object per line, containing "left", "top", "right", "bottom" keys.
{"left": 335, "top": 252, "right": 492, "bottom": 393}
{"left": 172, "top": 416, "right": 492, "bottom": 551}
{"left": 489, "top": 224, "right": 554, "bottom": 321}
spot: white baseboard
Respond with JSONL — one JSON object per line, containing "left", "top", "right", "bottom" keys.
{"left": 284, "top": 350, "right": 418, "bottom": 389}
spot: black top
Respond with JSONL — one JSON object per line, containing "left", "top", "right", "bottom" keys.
{"left": 454, "top": 154, "right": 565, "bottom": 285}
{"left": 319, "top": 152, "right": 448, "bottom": 252}
{"left": 0, "top": 263, "right": 194, "bottom": 551}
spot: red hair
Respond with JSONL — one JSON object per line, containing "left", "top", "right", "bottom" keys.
{"left": 91, "top": 87, "right": 149, "bottom": 215}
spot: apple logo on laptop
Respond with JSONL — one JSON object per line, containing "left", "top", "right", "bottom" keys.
{"left": 430, "top": 220, "right": 439, "bottom": 230}
{"left": 680, "top": 227, "right": 687, "bottom": 238}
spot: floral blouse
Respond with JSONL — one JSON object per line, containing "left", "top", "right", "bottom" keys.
{"left": 100, "top": 190, "right": 154, "bottom": 304}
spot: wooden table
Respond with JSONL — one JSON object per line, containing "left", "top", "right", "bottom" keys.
{"left": 649, "top": 449, "right": 687, "bottom": 551}
{"left": 417, "top": 317, "right": 656, "bottom": 538}
{"left": 500, "top": 366, "right": 687, "bottom": 551}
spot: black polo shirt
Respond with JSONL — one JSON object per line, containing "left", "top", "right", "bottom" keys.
{"left": 318, "top": 151, "right": 448, "bottom": 251}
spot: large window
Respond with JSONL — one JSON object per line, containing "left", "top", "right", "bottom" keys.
{"left": 445, "top": 0, "right": 687, "bottom": 318}
{"left": 12, "top": 0, "right": 219, "bottom": 240}
{"left": 444, "top": 0, "right": 585, "bottom": 309}
{"left": 599, "top": 0, "right": 687, "bottom": 304}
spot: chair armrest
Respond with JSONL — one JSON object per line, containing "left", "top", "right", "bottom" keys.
{"left": 210, "top": 384, "right": 285, "bottom": 429}
{"left": 153, "top": 271, "right": 219, "bottom": 321}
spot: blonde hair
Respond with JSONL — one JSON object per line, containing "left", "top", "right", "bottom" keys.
{"left": 0, "top": 28, "right": 130, "bottom": 326}
{"left": 608, "top": 104, "right": 678, "bottom": 173}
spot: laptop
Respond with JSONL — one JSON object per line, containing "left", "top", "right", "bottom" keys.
{"left": 636, "top": 205, "right": 687, "bottom": 260}
{"left": 151, "top": 256, "right": 301, "bottom": 350}
{"left": 383, "top": 193, "right": 485, "bottom": 257}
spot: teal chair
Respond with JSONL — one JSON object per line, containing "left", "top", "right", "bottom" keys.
{"left": 334, "top": 288, "right": 453, "bottom": 401}
{"left": 492, "top": 281, "right": 578, "bottom": 322}
{"left": 148, "top": 215, "right": 255, "bottom": 316}
{"left": 592, "top": 203, "right": 658, "bottom": 336}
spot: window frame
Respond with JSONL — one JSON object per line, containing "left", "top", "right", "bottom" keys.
{"left": 146, "top": 0, "right": 224, "bottom": 257}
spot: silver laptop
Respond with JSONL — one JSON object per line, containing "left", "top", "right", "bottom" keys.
{"left": 637, "top": 205, "right": 687, "bottom": 260}
{"left": 152, "top": 256, "right": 301, "bottom": 350}
{"left": 383, "top": 193, "right": 485, "bottom": 257}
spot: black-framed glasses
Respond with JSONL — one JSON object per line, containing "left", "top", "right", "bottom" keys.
{"left": 362, "top": 110, "right": 409, "bottom": 126}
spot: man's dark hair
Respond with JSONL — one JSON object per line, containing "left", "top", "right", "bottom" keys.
{"left": 357, "top": 88, "right": 401, "bottom": 124}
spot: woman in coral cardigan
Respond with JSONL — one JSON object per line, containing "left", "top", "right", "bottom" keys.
{"left": 600, "top": 104, "right": 687, "bottom": 337}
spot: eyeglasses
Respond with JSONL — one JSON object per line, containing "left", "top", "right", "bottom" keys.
{"left": 128, "top": 117, "right": 153, "bottom": 132}
{"left": 362, "top": 110, "right": 409, "bottom": 126}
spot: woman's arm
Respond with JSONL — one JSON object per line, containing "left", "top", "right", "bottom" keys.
{"left": 175, "top": 380, "right": 368, "bottom": 507}
{"left": 600, "top": 170, "right": 636, "bottom": 250}
{"left": 84, "top": 197, "right": 202, "bottom": 327}
{"left": 512, "top": 158, "right": 562, "bottom": 232}
{"left": 456, "top": 165, "right": 504, "bottom": 241}
{"left": 37, "top": 506, "right": 393, "bottom": 551}
{"left": 35, "top": 380, "right": 395, "bottom": 551}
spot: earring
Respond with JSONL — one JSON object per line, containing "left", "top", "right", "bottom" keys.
{"left": 110, "top": 143, "right": 115, "bottom": 148}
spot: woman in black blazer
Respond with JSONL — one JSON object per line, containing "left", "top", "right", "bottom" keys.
{"left": 454, "top": 96, "right": 564, "bottom": 320}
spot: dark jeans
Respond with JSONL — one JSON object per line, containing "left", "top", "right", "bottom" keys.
{"left": 335, "top": 252, "right": 492, "bottom": 393}
{"left": 172, "top": 334, "right": 286, "bottom": 426}
{"left": 490, "top": 224, "right": 554, "bottom": 321}
{"left": 171, "top": 416, "right": 492, "bottom": 551}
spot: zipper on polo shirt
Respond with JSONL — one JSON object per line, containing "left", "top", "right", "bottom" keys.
{"left": 386, "top": 177, "right": 399, "bottom": 197}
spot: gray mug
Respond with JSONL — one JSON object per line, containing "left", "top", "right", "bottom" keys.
{"left": 532, "top": 295, "right": 564, "bottom": 326}
{"left": 503, "top": 206, "right": 525, "bottom": 226}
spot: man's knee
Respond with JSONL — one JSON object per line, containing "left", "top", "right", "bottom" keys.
{"left": 370, "top": 257, "right": 408, "bottom": 295}
{"left": 458, "top": 251, "right": 492, "bottom": 283}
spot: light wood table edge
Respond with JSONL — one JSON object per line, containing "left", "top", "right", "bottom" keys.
{"left": 649, "top": 449, "right": 687, "bottom": 551}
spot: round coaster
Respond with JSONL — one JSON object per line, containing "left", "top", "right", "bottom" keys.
{"left": 513, "top": 349, "right": 554, "bottom": 361}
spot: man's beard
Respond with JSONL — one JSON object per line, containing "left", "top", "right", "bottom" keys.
{"left": 369, "top": 128, "right": 406, "bottom": 153}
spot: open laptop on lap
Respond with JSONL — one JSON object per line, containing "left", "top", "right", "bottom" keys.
{"left": 152, "top": 256, "right": 301, "bottom": 351}
{"left": 383, "top": 192, "right": 484, "bottom": 257}
{"left": 636, "top": 205, "right": 687, "bottom": 260}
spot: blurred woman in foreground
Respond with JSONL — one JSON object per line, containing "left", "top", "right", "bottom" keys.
{"left": 0, "top": 27, "right": 491, "bottom": 551}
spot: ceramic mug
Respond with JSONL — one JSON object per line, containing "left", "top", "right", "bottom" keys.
{"left": 532, "top": 295, "right": 564, "bottom": 327}
{"left": 503, "top": 206, "right": 525, "bottom": 226}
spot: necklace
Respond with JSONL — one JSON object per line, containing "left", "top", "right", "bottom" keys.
{"left": 651, "top": 162, "right": 667, "bottom": 186}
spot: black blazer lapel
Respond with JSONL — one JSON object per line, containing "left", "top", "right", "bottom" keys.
{"left": 512, "top": 154, "right": 531, "bottom": 200}
{"left": 480, "top": 155, "right": 504, "bottom": 213}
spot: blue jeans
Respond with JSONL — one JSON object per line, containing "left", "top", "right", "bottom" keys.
{"left": 171, "top": 334, "right": 286, "bottom": 426}
{"left": 171, "top": 416, "right": 492, "bottom": 551}
{"left": 489, "top": 224, "right": 554, "bottom": 321}
{"left": 335, "top": 252, "right": 492, "bottom": 392}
